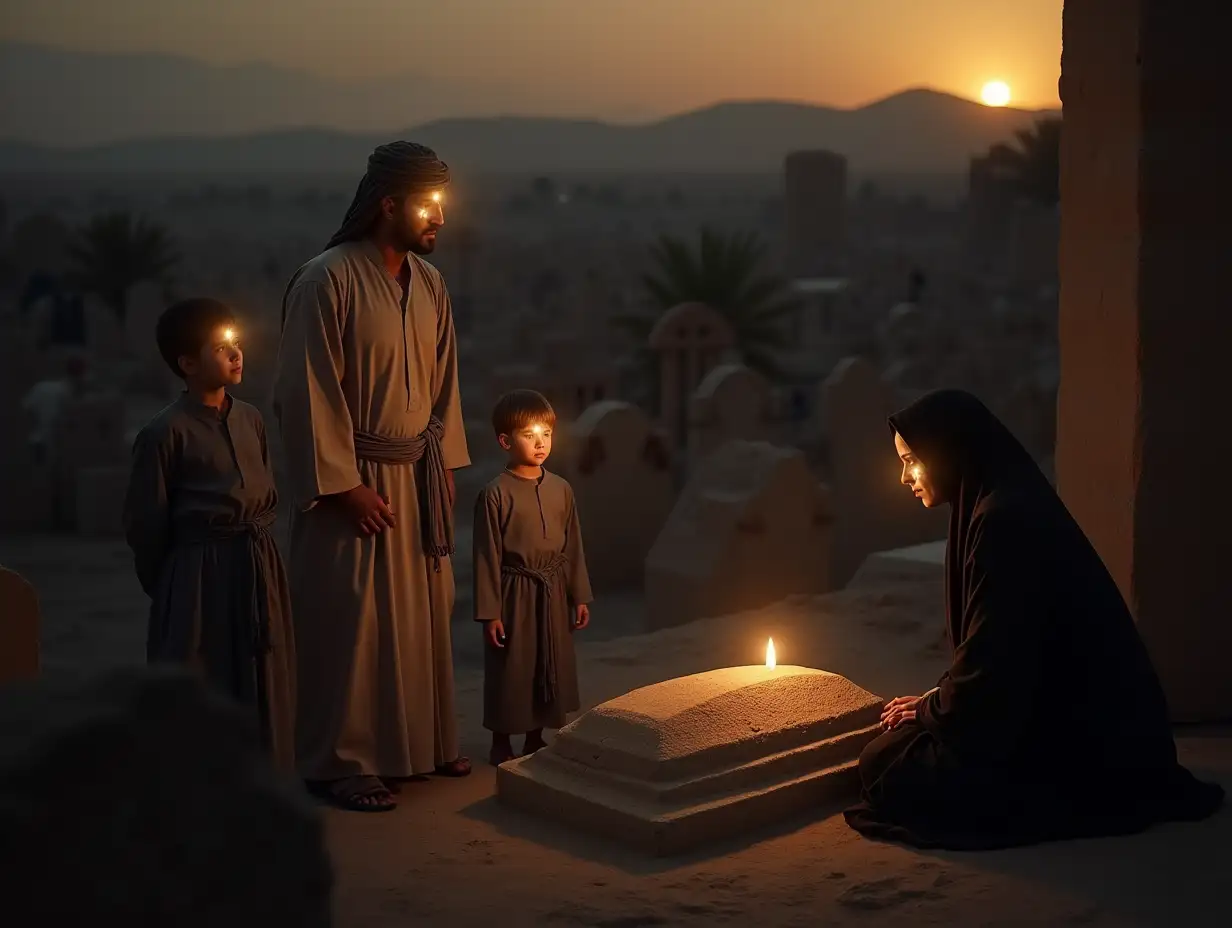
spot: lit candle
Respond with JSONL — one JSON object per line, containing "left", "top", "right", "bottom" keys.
{"left": 766, "top": 637, "right": 776, "bottom": 670}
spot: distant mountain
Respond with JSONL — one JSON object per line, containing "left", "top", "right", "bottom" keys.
{"left": 0, "top": 41, "right": 541, "bottom": 146}
{"left": 0, "top": 42, "right": 1058, "bottom": 175}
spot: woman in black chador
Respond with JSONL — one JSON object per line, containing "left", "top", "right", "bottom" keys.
{"left": 845, "top": 389, "right": 1224, "bottom": 850}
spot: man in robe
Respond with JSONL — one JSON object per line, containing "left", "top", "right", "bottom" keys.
{"left": 273, "top": 141, "right": 470, "bottom": 811}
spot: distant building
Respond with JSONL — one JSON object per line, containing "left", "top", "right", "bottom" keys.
{"left": 784, "top": 150, "right": 848, "bottom": 279}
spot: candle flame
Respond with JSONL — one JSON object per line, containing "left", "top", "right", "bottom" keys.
{"left": 766, "top": 637, "right": 776, "bottom": 669}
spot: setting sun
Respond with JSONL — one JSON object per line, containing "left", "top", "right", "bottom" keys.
{"left": 980, "top": 80, "right": 1012, "bottom": 107}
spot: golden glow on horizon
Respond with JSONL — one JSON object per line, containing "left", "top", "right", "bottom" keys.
{"left": 2, "top": 2, "right": 1066, "bottom": 119}
{"left": 980, "top": 80, "right": 1012, "bottom": 106}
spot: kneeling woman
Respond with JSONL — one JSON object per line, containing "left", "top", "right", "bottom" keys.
{"left": 844, "top": 389, "right": 1223, "bottom": 849}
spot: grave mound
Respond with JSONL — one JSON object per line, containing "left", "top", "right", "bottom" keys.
{"left": 498, "top": 666, "right": 883, "bottom": 855}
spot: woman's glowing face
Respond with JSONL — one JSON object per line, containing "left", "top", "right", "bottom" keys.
{"left": 895, "top": 432, "right": 942, "bottom": 508}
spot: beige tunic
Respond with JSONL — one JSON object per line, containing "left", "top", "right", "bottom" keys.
{"left": 123, "top": 393, "right": 296, "bottom": 770}
{"left": 273, "top": 240, "right": 469, "bottom": 780}
{"left": 473, "top": 469, "right": 593, "bottom": 734}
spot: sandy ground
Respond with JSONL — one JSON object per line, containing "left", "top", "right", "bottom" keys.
{"left": 2, "top": 534, "right": 1228, "bottom": 928}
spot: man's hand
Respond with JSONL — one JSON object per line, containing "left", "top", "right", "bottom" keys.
{"left": 572, "top": 604, "right": 590, "bottom": 630}
{"left": 881, "top": 694, "right": 923, "bottom": 730}
{"left": 484, "top": 619, "right": 506, "bottom": 648}
{"left": 333, "top": 484, "right": 396, "bottom": 536}
{"left": 445, "top": 469, "right": 456, "bottom": 509}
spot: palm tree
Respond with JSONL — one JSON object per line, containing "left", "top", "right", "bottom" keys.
{"left": 987, "top": 117, "right": 1060, "bottom": 206}
{"left": 614, "top": 227, "right": 800, "bottom": 379}
{"left": 67, "top": 211, "right": 178, "bottom": 322}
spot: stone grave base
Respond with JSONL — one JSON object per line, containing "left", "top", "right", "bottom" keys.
{"left": 497, "top": 666, "right": 883, "bottom": 855}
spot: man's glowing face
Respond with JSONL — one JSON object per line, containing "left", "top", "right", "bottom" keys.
{"left": 500, "top": 420, "right": 552, "bottom": 467}
{"left": 386, "top": 189, "right": 445, "bottom": 255}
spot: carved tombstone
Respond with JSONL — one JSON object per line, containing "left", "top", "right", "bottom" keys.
{"left": 820, "top": 357, "right": 946, "bottom": 589}
{"left": 0, "top": 566, "right": 40, "bottom": 683}
{"left": 644, "top": 440, "right": 832, "bottom": 629}
{"left": 648, "top": 303, "right": 736, "bottom": 448}
{"left": 557, "top": 401, "right": 674, "bottom": 591}
{"left": 537, "top": 332, "right": 620, "bottom": 422}
{"left": 687, "top": 363, "right": 771, "bottom": 462}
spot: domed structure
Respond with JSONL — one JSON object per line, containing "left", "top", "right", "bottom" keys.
{"left": 497, "top": 665, "right": 883, "bottom": 855}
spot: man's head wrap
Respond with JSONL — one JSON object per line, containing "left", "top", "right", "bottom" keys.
{"left": 325, "top": 141, "right": 450, "bottom": 250}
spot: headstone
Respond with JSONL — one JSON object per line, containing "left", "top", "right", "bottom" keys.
{"left": 0, "top": 667, "right": 332, "bottom": 925}
{"left": 820, "top": 357, "right": 946, "bottom": 589}
{"left": 648, "top": 302, "right": 736, "bottom": 448}
{"left": 557, "top": 401, "right": 674, "bottom": 591}
{"left": 644, "top": 441, "right": 832, "bottom": 630}
{"left": 0, "top": 566, "right": 39, "bottom": 683}
{"left": 537, "top": 332, "right": 620, "bottom": 422}
{"left": 498, "top": 665, "right": 882, "bottom": 855}
{"left": 687, "top": 363, "right": 771, "bottom": 462}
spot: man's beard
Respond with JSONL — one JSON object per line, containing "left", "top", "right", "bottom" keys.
{"left": 408, "top": 234, "right": 437, "bottom": 256}
{"left": 401, "top": 224, "right": 439, "bottom": 256}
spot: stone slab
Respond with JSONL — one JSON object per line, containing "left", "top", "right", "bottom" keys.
{"left": 497, "top": 666, "right": 883, "bottom": 855}
{"left": 848, "top": 540, "right": 945, "bottom": 589}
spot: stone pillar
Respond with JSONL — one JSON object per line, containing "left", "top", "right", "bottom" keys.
{"left": 1056, "top": 0, "right": 1232, "bottom": 721}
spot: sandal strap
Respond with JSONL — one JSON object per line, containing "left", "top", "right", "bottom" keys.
{"left": 331, "top": 775, "right": 390, "bottom": 800}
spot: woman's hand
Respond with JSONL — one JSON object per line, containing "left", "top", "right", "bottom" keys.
{"left": 881, "top": 695, "right": 923, "bottom": 730}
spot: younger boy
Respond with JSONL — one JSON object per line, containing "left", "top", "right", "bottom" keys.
{"left": 123, "top": 297, "right": 296, "bottom": 769}
{"left": 473, "top": 389, "right": 593, "bottom": 765}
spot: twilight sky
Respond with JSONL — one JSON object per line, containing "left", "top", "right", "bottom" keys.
{"left": 3, "top": 0, "right": 1063, "bottom": 118}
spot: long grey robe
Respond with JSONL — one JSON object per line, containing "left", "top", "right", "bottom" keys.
{"left": 123, "top": 393, "right": 296, "bottom": 770}
{"left": 273, "top": 241, "right": 469, "bottom": 780}
{"left": 473, "top": 469, "right": 593, "bottom": 734}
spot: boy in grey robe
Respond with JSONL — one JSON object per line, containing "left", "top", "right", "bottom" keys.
{"left": 123, "top": 298, "right": 296, "bottom": 770}
{"left": 473, "top": 390, "right": 593, "bottom": 765}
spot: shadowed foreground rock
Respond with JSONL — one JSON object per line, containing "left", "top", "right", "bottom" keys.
{"left": 0, "top": 667, "right": 332, "bottom": 926}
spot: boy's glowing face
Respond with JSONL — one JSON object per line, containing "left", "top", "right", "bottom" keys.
{"left": 499, "top": 420, "right": 552, "bottom": 467}
{"left": 179, "top": 324, "right": 243, "bottom": 388}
